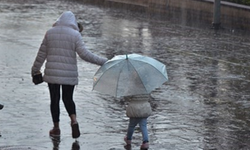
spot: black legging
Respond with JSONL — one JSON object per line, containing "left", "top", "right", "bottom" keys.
{"left": 48, "top": 83, "right": 76, "bottom": 123}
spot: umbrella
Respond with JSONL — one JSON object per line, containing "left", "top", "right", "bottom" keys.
{"left": 93, "top": 53, "right": 168, "bottom": 97}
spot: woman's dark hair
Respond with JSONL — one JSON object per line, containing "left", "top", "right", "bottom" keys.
{"left": 77, "top": 23, "right": 83, "bottom": 32}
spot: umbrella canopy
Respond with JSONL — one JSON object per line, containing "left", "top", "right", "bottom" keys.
{"left": 93, "top": 53, "right": 168, "bottom": 97}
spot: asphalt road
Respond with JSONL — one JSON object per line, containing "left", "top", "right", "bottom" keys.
{"left": 1, "top": 0, "right": 250, "bottom": 150}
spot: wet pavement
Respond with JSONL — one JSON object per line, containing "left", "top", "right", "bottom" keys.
{"left": 1, "top": 0, "right": 250, "bottom": 150}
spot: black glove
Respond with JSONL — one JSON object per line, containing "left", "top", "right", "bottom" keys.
{"left": 32, "top": 73, "right": 43, "bottom": 85}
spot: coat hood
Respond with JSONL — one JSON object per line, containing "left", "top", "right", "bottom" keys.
{"left": 53, "top": 11, "right": 79, "bottom": 31}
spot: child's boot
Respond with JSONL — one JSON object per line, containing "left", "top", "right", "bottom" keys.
{"left": 140, "top": 142, "right": 149, "bottom": 150}
{"left": 124, "top": 136, "right": 132, "bottom": 145}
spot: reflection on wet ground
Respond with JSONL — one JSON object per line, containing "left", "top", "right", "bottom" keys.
{"left": 1, "top": 0, "right": 250, "bottom": 149}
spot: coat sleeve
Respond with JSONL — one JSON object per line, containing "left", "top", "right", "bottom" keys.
{"left": 75, "top": 34, "right": 108, "bottom": 66}
{"left": 31, "top": 35, "right": 47, "bottom": 76}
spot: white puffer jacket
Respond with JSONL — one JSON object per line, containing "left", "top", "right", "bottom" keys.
{"left": 31, "top": 11, "right": 107, "bottom": 85}
{"left": 125, "top": 94, "right": 152, "bottom": 118}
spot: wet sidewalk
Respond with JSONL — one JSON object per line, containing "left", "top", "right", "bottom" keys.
{"left": 1, "top": 0, "right": 250, "bottom": 150}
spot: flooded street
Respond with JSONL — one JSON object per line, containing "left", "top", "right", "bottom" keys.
{"left": 1, "top": 0, "right": 250, "bottom": 149}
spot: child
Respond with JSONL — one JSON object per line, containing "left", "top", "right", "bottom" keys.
{"left": 123, "top": 94, "right": 152, "bottom": 150}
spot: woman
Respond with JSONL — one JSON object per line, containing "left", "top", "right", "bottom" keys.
{"left": 31, "top": 11, "right": 107, "bottom": 138}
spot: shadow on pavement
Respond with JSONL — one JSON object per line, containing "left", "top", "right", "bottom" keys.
{"left": 124, "top": 144, "right": 131, "bottom": 150}
{"left": 124, "top": 144, "right": 148, "bottom": 150}
{"left": 51, "top": 136, "right": 80, "bottom": 150}
{"left": 71, "top": 141, "right": 80, "bottom": 150}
